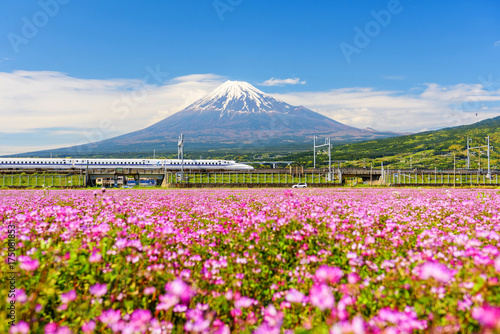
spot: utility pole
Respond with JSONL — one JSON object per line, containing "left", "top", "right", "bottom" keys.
{"left": 328, "top": 138, "right": 331, "bottom": 181}
{"left": 381, "top": 161, "right": 384, "bottom": 183}
{"left": 466, "top": 137, "right": 472, "bottom": 169}
{"left": 153, "top": 149, "right": 155, "bottom": 159}
{"left": 370, "top": 162, "right": 373, "bottom": 186}
{"left": 453, "top": 153, "right": 456, "bottom": 187}
{"left": 313, "top": 136, "right": 316, "bottom": 168}
{"left": 479, "top": 151, "right": 481, "bottom": 172}
{"left": 487, "top": 135, "right": 491, "bottom": 179}
{"left": 178, "top": 134, "right": 184, "bottom": 181}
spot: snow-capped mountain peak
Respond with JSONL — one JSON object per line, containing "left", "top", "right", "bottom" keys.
{"left": 186, "top": 80, "right": 291, "bottom": 115}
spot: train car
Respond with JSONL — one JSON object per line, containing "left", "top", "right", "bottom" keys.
{"left": 0, "top": 158, "right": 253, "bottom": 171}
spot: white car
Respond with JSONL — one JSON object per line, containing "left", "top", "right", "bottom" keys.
{"left": 292, "top": 183, "right": 307, "bottom": 188}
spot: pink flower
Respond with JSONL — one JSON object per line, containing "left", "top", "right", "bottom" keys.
{"left": 263, "top": 304, "right": 284, "bottom": 328}
{"left": 89, "top": 283, "right": 107, "bottom": 297}
{"left": 285, "top": 289, "right": 305, "bottom": 303}
{"left": 130, "top": 309, "right": 152, "bottom": 325}
{"left": 19, "top": 257, "right": 39, "bottom": 271}
{"left": 230, "top": 308, "right": 242, "bottom": 318}
{"left": 99, "top": 309, "right": 121, "bottom": 325}
{"left": 365, "top": 236, "right": 376, "bottom": 244}
{"left": 60, "top": 289, "right": 77, "bottom": 304}
{"left": 417, "top": 262, "right": 455, "bottom": 283}
{"left": 234, "top": 296, "right": 256, "bottom": 309}
{"left": 309, "top": 284, "right": 335, "bottom": 310}
{"left": 184, "top": 309, "right": 210, "bottom": 333}
{"left": 56, "top": 327, "right": 72, "bottom": 334}
{"left": 352, "top": 316, "right": 366, "bottom": 334}
{"left": 81, "top": 320, "right": 96, "bottom": 333}
{"left": 144, "top": 287, "right": 156, "bottom": 295}
{"left": 471, "top": 305, "right": 500, "bottom": 328}
{"left": 165, "top": 278, "right": 195, "bottom": 303}
{"left": 224, "top": 289, "right": 233, "bottom": 300}
{"left": 315, "top": 265, "right": 344, "bottom": 284}
{"left": 173, "top": 304, "right": 187, "bottom": 312}
{"left": 58, "top": 303, "right": 68, "bottom": 311}
{"left": 13, "top": 289, "right": 27, "bottom": 304}
{"left": 44, "top": 323, "right": 58, "bottom": 334}
{"left": 157, "top": 294, "right": 179, "bottom": 311}
{"left": 347, "top": 272, "right": 361, "bottom": 284}
{"left": 10, "top": 321, "right": 29, "bottom": 334}
{"left": 89, "top": 251, "right": 102, "bottom": 263}
{"left": 494, "top": 256, "right": 500, "bottom": 272}
{"left": 213, "top": 324, "right": 230, "bottom": 334}
{"left": 371, "top": 307, "right": 427, "bottom": 331}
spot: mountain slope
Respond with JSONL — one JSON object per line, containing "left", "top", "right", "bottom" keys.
{"left": 310, "top": 115, "right": 500, "bottom": 160}
{"left": 105, "top": 81, "right": 387, "bottom": 146}
{"left": 19, "top": 81, "right": 396, "bottom": 156}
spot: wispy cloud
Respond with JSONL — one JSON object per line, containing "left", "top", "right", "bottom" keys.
{"left": 272, "top": 83, "right": 500, "bottom": 133}
{"left": 495, "top": 40, "right": 500, "bottom": 47}
{"left": 0, "top": 70, "right": 499, "bottom": 155}
{"left": 0, "top": 71, "right": 225, "bottom": 154}
{"left": 259, "top": 77, "right": 306, "bottom": 86}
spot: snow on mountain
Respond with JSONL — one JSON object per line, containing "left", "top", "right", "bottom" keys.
{"left": 186, "top": 80, "right": 293, "bottom": 116}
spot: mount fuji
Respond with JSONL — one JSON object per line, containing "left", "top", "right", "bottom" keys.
{"left": 28, "top": 81, "right": 398, "bottom": 155}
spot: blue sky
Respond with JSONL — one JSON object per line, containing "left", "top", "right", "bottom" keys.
{"left": 0, "top": 0, "right": 499, "bottom": 154}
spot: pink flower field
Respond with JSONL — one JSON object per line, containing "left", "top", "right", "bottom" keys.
{"left": 1, "top": 188, "right": 500, "bottom": 333}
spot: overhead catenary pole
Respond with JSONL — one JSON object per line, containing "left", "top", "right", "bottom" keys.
{"left": 466, "top": 137, "right": 472, "bottom": 169}
{"left": 469, "top": 136, "right": 493, "bottom": 178}
{"left": 313, "top": 135, "right": 332, "bottom": 181}
{"left": 328, "top": 138, "right": 332, "bottom": 181}
{"left": 453, "top": 153, "right": 456, "bottom": 187}
{"left": 178, "top": 134, "right": 184, "bottom": 181}
{"left": 313, "top": 136, "right": 316, "bottom": 169}
{"left": 487, "top": 135, "right": 491, "bottom": 179}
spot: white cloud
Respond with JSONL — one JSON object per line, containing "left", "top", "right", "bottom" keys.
{"left": 260, "top": 77, "right": 306, "bottom": 86}
{"left": 494, "top": 40, "right": 500, "bottom": 47}
{"left": 0, "top": 71, "right": 225, "bottom": 154}
{"left": 0, "top": 70, "right": 499, "bottom": 154}
{"left": 272, "top": 83, "right": 500, "bottom": 133}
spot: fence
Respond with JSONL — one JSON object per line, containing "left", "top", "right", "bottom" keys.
{"left": 0, "top": 174, "right": 85, "bottom": 188}
{"left": 164, "top": 171, "right": 340, "bottom": 186}
{"left": 385, "top": 170, "right": 500, "bottom": 186}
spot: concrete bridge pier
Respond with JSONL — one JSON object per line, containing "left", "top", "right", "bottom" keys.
{"left": 160, "top": 174, "right": 169, "bottom": 187}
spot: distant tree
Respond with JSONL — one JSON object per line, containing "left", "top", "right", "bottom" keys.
{"left": 448, "top": 144, "right": 463, "bottom": 152}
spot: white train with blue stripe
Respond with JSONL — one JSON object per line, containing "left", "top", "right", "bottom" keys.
{"left": 0, "top": 158, "right": 253, "bottom": 171}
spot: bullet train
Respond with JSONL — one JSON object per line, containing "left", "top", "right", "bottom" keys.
{"left": 0, "top": 158, "right": 254, "bottom": 171}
